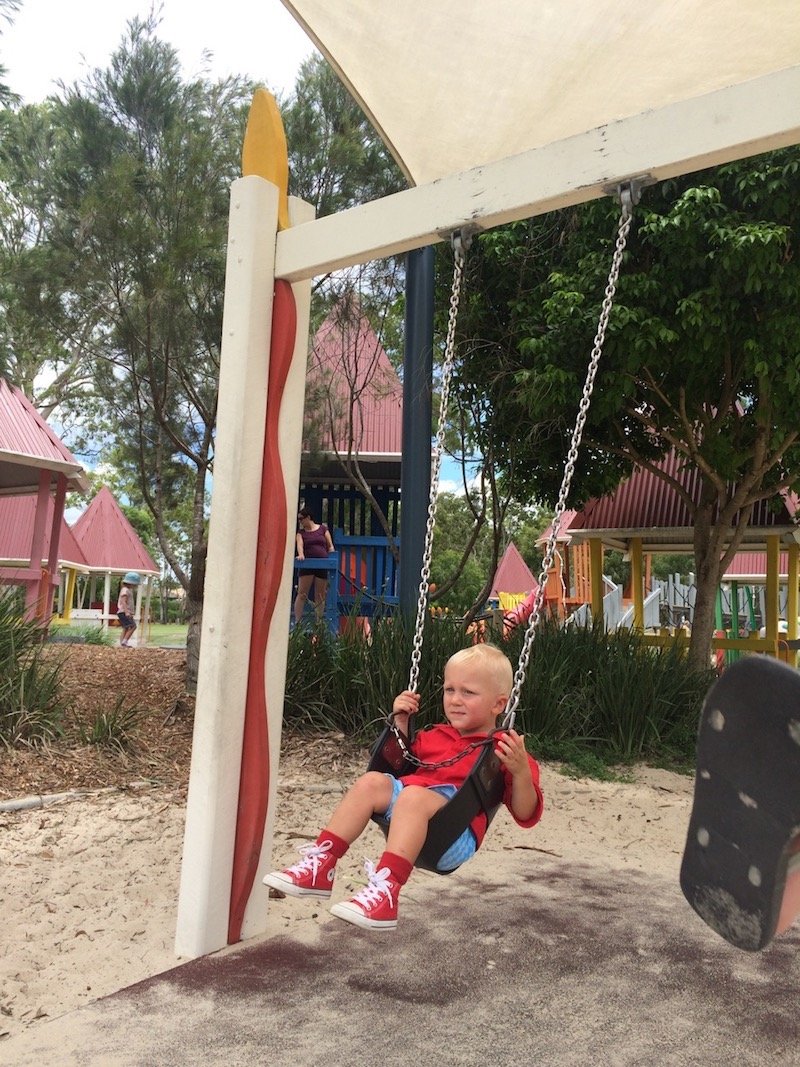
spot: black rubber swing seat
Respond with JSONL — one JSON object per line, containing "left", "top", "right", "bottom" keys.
{"left": 367, "top": 724, "right": 506, "bottom": 874}
{"left": 680, "top": 654, "right": 800, "bottom": 951}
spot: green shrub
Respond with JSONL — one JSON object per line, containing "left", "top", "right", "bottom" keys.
{"left": 0, "top": 595, "right": 67, "bottom": 747}
{"left": 284, "top": 613, "right": 713, "bottom": 770}
{"left": 49, "top": 625, "right": 113, "bottom": 646}
{"left": 283, "top": 614, "right": 472, "bottom": 740}
{"left": 79, "top": 697, "right": 142, "bottom": 753}
{"left": 497, "top": 618, "right": 713, "bottom": 765}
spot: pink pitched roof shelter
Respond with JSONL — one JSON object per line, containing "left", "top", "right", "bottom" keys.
{"left": 491, "top": 542, "right": 537, "bottom": 597}
{"left": 0, "top": 377, "right": 89, "bottom": 623}
{"left": 71, "top": 486, "right": 158, "bottom": 575}
{"left": 0, "top": 377, "right": 88, "bottom": 495}
{"left": 0, "top": 495, "right": 87, "bottom": 568}
{"left": 565, "top": 451, "right": 800, "bottom": 552}
{"left": 303, "top": 307, "right": 402, "bottom": 464}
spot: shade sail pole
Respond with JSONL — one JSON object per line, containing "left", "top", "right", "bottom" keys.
{"left": 399, "top": 246, "right": 435, "bottom": 617}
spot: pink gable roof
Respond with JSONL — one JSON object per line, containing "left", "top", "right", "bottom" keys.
{"left": 0, "top": 378, "right": 88, "bottom": 495}
{"left": 537, "top": 509, "right": 577, "bottom": 547}
{"left": 71, "top": 487, "right": 158, "bottom": 574}
{"left": 304, "top": 308, "right": 402, "bottom": 458}
{"left": 491, "top": 542, "right": 538, "bottom": 597}
{"left": 723, "top": 551, "right": 790, "bottom": 582}
{"left": 0, "top": 495, "right": 87, "bottom": 568}
{"left": 566, "top": 451, "right": 799, "bottom": 548}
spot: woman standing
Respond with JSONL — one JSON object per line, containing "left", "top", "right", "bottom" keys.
{"left": 294, "top": 508, "right": 335, "bottom": 623}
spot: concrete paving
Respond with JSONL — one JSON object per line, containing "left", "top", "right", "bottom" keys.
{"left": 4, "top": 857, "right": 798, "bottom": 1067}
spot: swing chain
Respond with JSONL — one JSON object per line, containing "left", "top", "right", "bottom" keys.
{"left": 502, "top": 195, "right": 635, "bottom": 727}
{"left": 381, "top": 722, "right": 493, "bottom": 770}
{"left": 407, "top": 230, "right": 471, "bottom": 696}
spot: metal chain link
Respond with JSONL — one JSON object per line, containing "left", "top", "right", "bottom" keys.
{"left": 386, "top": 732, "right": 494, "bottom": 771}
{"left": 407, "top": 233, "right": 469, "bottom": 695}
{"left": 388, "top": 192, "right": 634, "bottom": 768}
{"left": 501, "top": 201, "right": 635, "bottom": 730}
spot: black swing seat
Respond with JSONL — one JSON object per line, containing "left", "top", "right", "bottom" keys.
{"left": 367, "top": 724, "right": 506, "bottom": 874}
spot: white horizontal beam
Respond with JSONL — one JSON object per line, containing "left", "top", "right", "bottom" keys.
{"left": 275, "top": 65, "right": 800, "bottom": 281}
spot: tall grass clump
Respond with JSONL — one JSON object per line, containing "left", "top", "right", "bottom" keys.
{"left": 79, "top": 697, "right": 143, "bottom": 753}
{"left": 509, "top": 617, "right": 713, "bottom": 764}
{"left": 284, "top": 613, "right": 472, "bottom": 740}
{"left": 285, "top": 612, "right": 713, "bottom": 769}
{"left": 0, "top": 596, "right": 67, "bottom": 747}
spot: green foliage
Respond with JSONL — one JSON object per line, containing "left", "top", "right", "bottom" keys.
{"left": 48, "top": 625, "right": 113, "bottom": 646}
{"left": 0, "top": 596, "right": 66, "bottom": 747}
{"left": 506, "top": 619, "right": 712, "bottom": 763}
{"left": 79, "top": 696, "right": 142, "bottom": 753}
{"left": 284, "top": 615, "right": 712, "bottom": 770}
{"left": 429, "top": 547, "right": 485, "bottom": 614}
{"left": 651, "top": 553, "right": 695, "bottom": 583}
{"left": 282, "top": 54, "right": 405, "bottom": 220}
{"left": 283, "top": 615, "right": 474, "bottom": 739}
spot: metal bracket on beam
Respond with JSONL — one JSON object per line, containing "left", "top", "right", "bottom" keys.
{"left": 603, "top": 174, "right": 656, "bottom": 217}
{"left": 441, "top": 223, "right": 481, "bottom": 263}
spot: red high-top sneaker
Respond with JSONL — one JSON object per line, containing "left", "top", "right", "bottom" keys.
{"left": 263, "top": 841, "right": 337, "bottom": 898}
{"left": 330, "top": 860, "right": 400, "bottom": 930}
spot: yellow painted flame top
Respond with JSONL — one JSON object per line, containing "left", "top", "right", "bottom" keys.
{"left": 242, "top": 87, "right": 290, "bottom": 231}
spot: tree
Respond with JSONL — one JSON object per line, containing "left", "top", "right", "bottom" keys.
{"left": 0, "top": 103, "right": 101, "bottom": 423}
{"left": 282, "top": 54, "right": 405, "bottom": 326}
{"left": 0, "top": 0, "right": 20, "bottom": 106}
{"left": 38, "top": 16, "right": 254, "bottom": 683}
{"left": 282, "top": 54, "right": 403, "bottom": 221}
{"left": 458, "top": 150, "right": 800, "bottom": 667}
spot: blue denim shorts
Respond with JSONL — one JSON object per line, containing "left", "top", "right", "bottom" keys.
{"left": 382, "top": 775, "right": 477, "bottom": 872}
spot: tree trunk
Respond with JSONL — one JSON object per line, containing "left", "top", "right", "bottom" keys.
{"left": 686, "top": 492, "right": 722, "bottom": 670}
{"left": 688, "top": 556, "right": 719, "bottom": 670}
{"left": 185, "top": 596, "right": 202, "bottom": 694}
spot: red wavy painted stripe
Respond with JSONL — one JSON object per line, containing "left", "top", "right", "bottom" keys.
{"left": 228, "top": 280, "right": 297, "bottom": 943}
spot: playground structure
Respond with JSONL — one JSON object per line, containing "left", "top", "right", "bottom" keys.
{"left": 175, "top": 2, "right": 800, "bottom": 959}
{"left": 294, "top": 306, "right": 401, "bottom": 626}
{"left": 543, "top": 450, "right": 800, "bottom": 665}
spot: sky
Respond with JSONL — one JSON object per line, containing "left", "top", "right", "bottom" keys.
{"left": 3, "top": 0, "right": 318, "bottom": 102}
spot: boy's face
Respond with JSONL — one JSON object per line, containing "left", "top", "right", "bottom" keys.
{"left": 442, "top": 660, "right": 507, "bottom": 736}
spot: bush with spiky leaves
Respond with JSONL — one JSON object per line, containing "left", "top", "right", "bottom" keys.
{"left": 0, "top": 595, "right": 67, "bottom": 747}
{"left": 284, "top": 614, "right": 713, "bottom": 770}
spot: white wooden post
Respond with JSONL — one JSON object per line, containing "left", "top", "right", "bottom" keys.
{"left": 175, "top": 176, "right": 280, "bottom": 958}
{"left": 240, "top": 195, "right": 315, "bottom": 940}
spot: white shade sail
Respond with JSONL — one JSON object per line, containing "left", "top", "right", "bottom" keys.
{"left": 281, "top": 1, "right": 800, "bottom": 187}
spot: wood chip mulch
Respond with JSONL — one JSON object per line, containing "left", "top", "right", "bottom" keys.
{"left": 0, "top": 646, "right": 193, "bottom": 801}
{"left": 0, "top": 644, "right": 369, "bottom": 802}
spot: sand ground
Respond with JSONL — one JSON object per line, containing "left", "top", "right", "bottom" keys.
{"left": 0, "top": 753, "right": 697, "bottom": 1046}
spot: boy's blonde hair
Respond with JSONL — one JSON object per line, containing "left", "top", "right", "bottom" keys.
{"left": 445, "top": 644, "right": 513, "bottom": 699}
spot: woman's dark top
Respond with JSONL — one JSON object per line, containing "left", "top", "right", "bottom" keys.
{"left": 301, "top": 524, "right": 331, "bottom": 558}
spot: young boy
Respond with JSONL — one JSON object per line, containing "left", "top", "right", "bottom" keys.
{"left": 264, "top": 644, "right": 544, "bottom": 930}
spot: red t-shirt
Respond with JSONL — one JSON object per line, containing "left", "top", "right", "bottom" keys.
{"left": 399, "top": 723, "right": 543, "bottom": 847}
